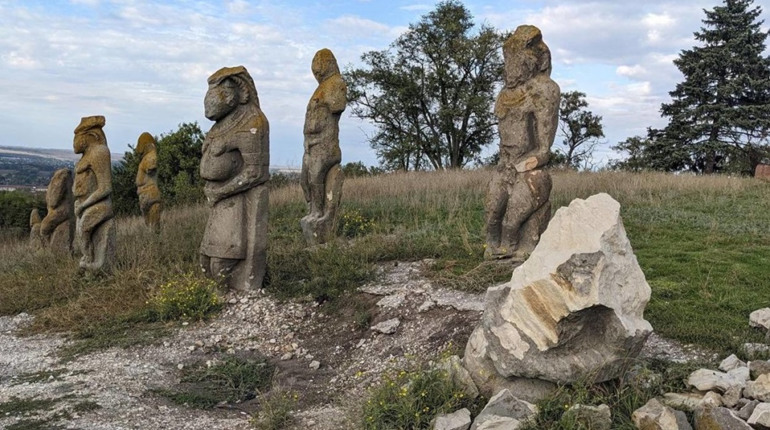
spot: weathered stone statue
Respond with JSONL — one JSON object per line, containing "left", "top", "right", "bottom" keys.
{"left": 135, "top": 132, "right": 162, "bottom": 232}
{"left": 484, "top": 25, "right": 560, "bottom": 262}
{"left": 199, "top": 66, "right": 269, "bottom": 291}
{"left": 41, "top": 168, "right": 75, "bottom": 253}
{"left": 73, "top": 115, "right": 116, "bottom": 273}
{"left": 300, "top": 49, "right": 347, "bottom": 245}
{"left": 29, "top": 208, "right": 44, "bottom": 249}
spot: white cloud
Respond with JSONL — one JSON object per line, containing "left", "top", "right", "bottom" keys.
{"left": 400, "top": 4, "right": 432, "bottom": 11}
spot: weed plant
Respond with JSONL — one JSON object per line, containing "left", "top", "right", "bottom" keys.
{"left": 250, "top": 390, "right": 298, "bottom": 430}
{"left": 156, "top": 355, "right": 275, "bottom": 409}
{"left": 144, "top": 272, "right": 221, "bottom": 322}
{"left": 361, "top": 367, "right": 482, "bottom": 429}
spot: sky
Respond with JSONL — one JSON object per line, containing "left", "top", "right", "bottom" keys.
{"left": 0, "top": 0, "right": 768, "bottom": 168}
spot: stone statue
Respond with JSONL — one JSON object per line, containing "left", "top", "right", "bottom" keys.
{"left": 73, "top": 115, "right": 116, "bottom": 273}
{"left": 135, "top": 132, "right": 162, "bottom": 232}
{"left": 41, "top": 168, "right": 75, "bottom": 253}
{"left": 29, "top": 208, "right": 44, "bottom": 249}
{"left": 300, "top": 49, "right": 347, "bottom": 245}
{"left": 484, "top": 25, "right": 560, "bottom": 261}
{"left": 199, "top": 66, "right": 269, "bottom": 291}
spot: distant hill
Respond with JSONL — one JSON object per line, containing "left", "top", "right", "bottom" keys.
{"left": 0, "top": 146, "right": 125, "bottom": 187}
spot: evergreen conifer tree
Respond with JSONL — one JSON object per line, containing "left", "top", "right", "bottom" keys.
{"left": 661, "top": 0, "right": 770, "bottom": 174}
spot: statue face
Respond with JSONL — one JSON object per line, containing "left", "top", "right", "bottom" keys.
{"left": 504, "top": 52, "right": 537, "bottom": 87}
{"left": 204, "top": 79, "right": 239, "bottom": 121}
{"left": 73, "top": 132, "right": 90, "bottom": 154}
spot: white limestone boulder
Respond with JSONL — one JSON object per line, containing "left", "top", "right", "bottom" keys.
{"left": 464, "top": 193, "right": 652, "bottom": 389}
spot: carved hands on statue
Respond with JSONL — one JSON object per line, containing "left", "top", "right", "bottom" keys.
{"left": 203, "top": 184, "right": 220, "bottom": 207}
{"left": 515, "top": 156, "right": 539, "bottom": 173}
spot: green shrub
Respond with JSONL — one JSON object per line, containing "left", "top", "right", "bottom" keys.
{"left": 361, "top": 367, "right": 479, "bottom": 429}
{"left": 146, "top": 273, "right": 221, "bottom": 322}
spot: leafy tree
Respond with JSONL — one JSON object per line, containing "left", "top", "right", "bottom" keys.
{"left": 346, "top": 0, "right": 504, "bottom": 170}
{"left": 556, "top": 91, "right": 604, "bottom": 169}
{"left": 111, "top": 122, "right": 205, "bottom": 215}
{"left": 660, "top": 0, "right": 770, "bottom": 174}
{"left": 156, "top": 122, "right": 205, "bottom": 205}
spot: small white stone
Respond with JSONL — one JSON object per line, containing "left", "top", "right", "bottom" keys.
{"left": 309, "top": 360, "right": 321, "bottom": 370}
{"left": 177, "top": 364, "right": 184, "bottom": 370}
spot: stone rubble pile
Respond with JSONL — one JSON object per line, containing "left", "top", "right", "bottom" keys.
{"left": 628, "top": 353, "right": 770, "bottom": 430}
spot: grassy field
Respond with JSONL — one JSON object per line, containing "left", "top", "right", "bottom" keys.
{"left": 1, "top": 169, "right": 770, "bottom": 358}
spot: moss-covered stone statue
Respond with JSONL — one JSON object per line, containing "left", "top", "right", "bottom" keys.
{"left": 41, "top": 168, "right": 75, "bottom": 254}
{"left": 484, "top": 25, "right": 560, "bottom": 262}
{"left": 135, "top": 132, "right": 161, "bottom": 232}
{"left": 199, "top": 66, "right": 269, "bottom": 291}
{"left": 73, "top": 115, "right": 116, "bottom": 273}
{"left": 300, "top": 48, "right": 347, "bottom": 245}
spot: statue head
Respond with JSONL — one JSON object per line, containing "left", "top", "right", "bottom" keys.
{"left": 204, "top": 66, "right": 260, "bottom": 121}
{"left": 136, "top": 132, "right": 156, "bottom": 156}
{"left": 73, "top": 115, "right": 106, "bottom": 154}
{"left": 503, "top": 25, "right": 552, "bottom": 87}
{"left": 311, "top": 49, "right": 340, "bottom": 84}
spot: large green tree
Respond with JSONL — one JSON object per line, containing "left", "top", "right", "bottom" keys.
{"left": 345, "top": 0, "right": 503, "bottom": 170}
{"left": 112, "top": 122, "right": 205, "bottom": 215}
{"left": 661, "top": 0, "right": 770, "bottom": 174}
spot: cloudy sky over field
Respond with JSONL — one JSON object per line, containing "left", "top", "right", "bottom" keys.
{"left": 0, "top": 0, "right": 768, "bottom": 167}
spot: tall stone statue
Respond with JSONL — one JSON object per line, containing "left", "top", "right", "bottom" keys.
{"left": 484, "top": 25, "right": 560, "bottom": 262}
{"left": 29, "top": 208, "right": 44, "bottom": 249}
{"left": 135, "top": 132, "right": 162, "bottom": 232}
{"left": 73, "top": 115, "right": 116, "bottom": 273}
{"left": 41, "top": 168, "right": 75, "bottom": 254}
{"left": 300, "top": 48, "right": 347, "bottom": 245}
{"left": 199, "top": 66, "right": 269, "bottom": 291}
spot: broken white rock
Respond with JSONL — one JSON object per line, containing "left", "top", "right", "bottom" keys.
{"left": 747, "top": 402, "right": 770, "bottom": 427}
{"left": 750, "top": 308, "right": 770, "bottom": 330}
{"left": 370, "top": 318, "right": 400, "bottom": 335}
{"left": 470, "top": 389, "right": 536, "bottom": 430}
{"left": 432, "top": 408, "right": 471, "bottom": 430}
{"left": 687, "top": 369, "right": 744, "bottom": 393}
{"left": 632, "top": 398, "right": 692, "bottom": 430}
{"left": 464, "top": 193, "right": 652, "bottom": 390}
{"left": 662, "top": 392, "right": 704, "bottom": 412}
{"left": 309, "top": 360, "right": 321, "bottom": 370}
{"left": 719, "top": 354, "right": 747, "bottom": 372}
{"left": 376, "top": 293, "right": 405, "bottom": 309}
{"left": 745, "top": 374, "right": 770, "bottom": 401}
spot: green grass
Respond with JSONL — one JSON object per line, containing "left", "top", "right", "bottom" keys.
{"left": 155, "top": 355, "right": 275, "bottom": 409}
{"left": 2, "top": 170, "right": 770, "bottom": 361}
